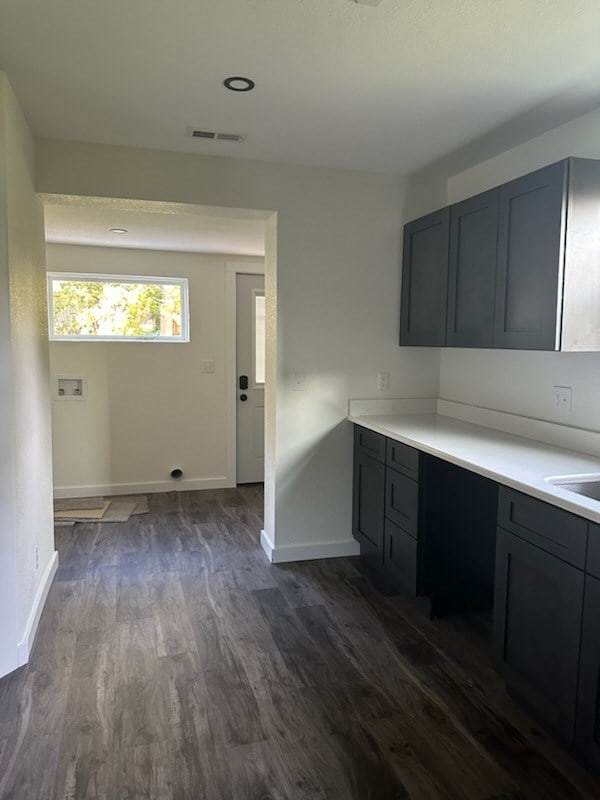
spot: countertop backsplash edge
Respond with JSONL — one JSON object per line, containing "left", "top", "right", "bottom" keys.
{"left": 349, "top": 397, "right": 600, "bottom": 460}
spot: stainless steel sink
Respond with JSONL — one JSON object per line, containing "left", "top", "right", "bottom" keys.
{"left": 545, "top": 474, "right": 600, "bottom": 501}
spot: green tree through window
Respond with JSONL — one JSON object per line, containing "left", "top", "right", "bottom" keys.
{"left": 49, "top": 275, "right": 188, "bottom": 341}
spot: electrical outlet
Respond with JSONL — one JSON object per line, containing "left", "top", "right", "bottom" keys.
{"left": 553, "top": 385, "right": 572, "bottom": 412}
{"left": 199, "top": 360, "right": 215, "bottom": 373}
{"left": 377, "top": 371, "right": 390, "bottom": 392}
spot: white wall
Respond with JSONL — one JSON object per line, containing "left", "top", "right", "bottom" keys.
{"left": 47, "top": 243, "right": 263, "bottom": 495}
{"left": 0, "top": 73, "right": 55, "bottom": 677}
{"left": 438, "top": 105, "right": 600, "bottom": 432}
{"left": 36, "top": 139, "right": 440, "bottom": 555}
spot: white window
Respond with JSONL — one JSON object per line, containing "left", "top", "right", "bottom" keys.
{"left": 47, "top": 273, "right": 190, "bottom": 342}
{"left": 254, "top": 292, "right": 266, "bottom": 385}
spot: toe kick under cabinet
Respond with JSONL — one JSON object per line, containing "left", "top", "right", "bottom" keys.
{"left": 352, "top": 423, "right": 600, "bottom": 774}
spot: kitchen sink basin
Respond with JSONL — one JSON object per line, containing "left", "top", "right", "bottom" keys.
{"left": 545, "top": 474, "right": 600, "bottom": 501}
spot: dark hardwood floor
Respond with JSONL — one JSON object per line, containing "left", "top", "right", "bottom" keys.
{"left": 1, "top": 485, "right": 599, "bottom": 799}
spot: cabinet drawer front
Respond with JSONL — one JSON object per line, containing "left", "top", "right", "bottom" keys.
{"left": 587, "top": 523, "right": 600, "bottom": 580}
{"left": 386, "top": 439, "right": 419, "bottom": 480}
{"left": 384, "top": 519, "right": 418, "bottom": 597}
{"left": 498, "top": 487, "right": 587, "bottom": 568}
{"left": 385, "top": 468, "right": 418, "bottom": 537}
{"left": 354, "top": 425, "right": 386, "bottom": 462}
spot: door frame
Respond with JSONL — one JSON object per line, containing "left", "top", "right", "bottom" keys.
{"left": 225, "top": 261, "right": 265, "bottom": 486}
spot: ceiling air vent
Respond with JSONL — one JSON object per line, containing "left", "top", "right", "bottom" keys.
{"left": 216, "top": 132, "right": 245, "bottom": 143}
{"left": 185, "top": 127, "right": 246, "bottom": 143}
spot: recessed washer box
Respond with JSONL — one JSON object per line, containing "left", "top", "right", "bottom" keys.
{"left": 56, "top": 376, "right": 87, "bottom": 401}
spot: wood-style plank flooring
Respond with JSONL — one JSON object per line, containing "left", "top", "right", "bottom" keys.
{"left": 1, "top": 486, "right": 599, "bottom": 799}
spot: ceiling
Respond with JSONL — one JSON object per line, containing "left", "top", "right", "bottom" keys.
{"left": 3, "top": 1, "right": 600, "bottom": 175}
{"left": 43, "top": 196, "right": 267, "bottom": 255}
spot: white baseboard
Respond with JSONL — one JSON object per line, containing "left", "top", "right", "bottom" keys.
{"left": 17, "top": 550, "right": 58, "bottom": 666}
{"left": 53, "top": 476, "right": 234, "bottom": 499}
{"left": 260, "top": 529, "right": 359, "bottom": 564}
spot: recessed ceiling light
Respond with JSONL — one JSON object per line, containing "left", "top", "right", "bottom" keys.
{"left": 109, "top": 228, "right": 128, "bottom": 234}
{"left": 223, "top": 76, "right": 255, "bottom": 92}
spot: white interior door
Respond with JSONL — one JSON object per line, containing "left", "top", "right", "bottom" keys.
{"left": 236, "top": 273, "right": 265, "bottom": 484}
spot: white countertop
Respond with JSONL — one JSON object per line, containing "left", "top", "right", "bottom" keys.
{"left": 348, "top": 411, "right": 600, "bottom": 524}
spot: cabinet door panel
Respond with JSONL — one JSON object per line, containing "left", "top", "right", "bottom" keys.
{"left": 400, "top": 208, "right": 449, "bottom": 346}
{"left": 447, "top": 189, "right": 498, "bottom": 347}
{"left": 494, "top": 161, "right": 567, "bottom": 350}
{"left": 576, "top": 574, "right": 600, "bottom": 770}
{"left": 587, "top": 523, "right": 600, "bottom": 580}
{"left": 493, "top": 528, "right": 584, "bottom": 743}
{"left": 352, "top": 451, "right": 384, "bottom": 561}
{"left": 384, "top": 519, "right": 418, "bottom": 596}
{"left": 385, "top": 468, "right": 418, "bottom": 537}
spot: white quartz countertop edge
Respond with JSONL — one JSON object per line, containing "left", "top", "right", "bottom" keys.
{"left": 348, "top": 412, "right": 600, "bottom": 525}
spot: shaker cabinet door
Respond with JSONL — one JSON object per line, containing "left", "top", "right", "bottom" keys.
{"left": 494, "top": 161, "right": 567, "bottom": 350}
{"left": 493, "top": 528, "right": 584, "bottom": 744}
{"left": 383, "top": 519, "right": 418, "bottom": 597}
{"left": 447, "top": 189, "right": 498, "bottom": 348}
{"left": 576, "top": 574, "right": 600, "bottom": 771}
{"left": 400, "top": 208, "right": 449, "bottom": 346}
{"left": 352, "top": 450, "right": 385, "bottom": 563}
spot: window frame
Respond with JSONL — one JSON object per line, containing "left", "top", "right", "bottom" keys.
{"left": 47, "top": 272, "right": 190, "bottom": 343}
{"left": 252, "top": 289, "right": 266, "bottom": 387}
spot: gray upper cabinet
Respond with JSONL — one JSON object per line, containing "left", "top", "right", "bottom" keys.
{"left": 447, "top": 189, "right": 498, "bottom": 348}
{"left": 494, "top": 161, "right": 567, "bottom": 350}
{"left": 401, "top": 157, "right": 600, "bottom": 351}
{"left": 400, "top": 208, "right": 449, "bottom": 346}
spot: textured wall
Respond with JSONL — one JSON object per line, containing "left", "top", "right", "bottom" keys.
{"left": 0, "top": 73, "right": 54, "bottom": 675}
{"left": 37, "top": 139, "right": 441, "bottom": 552}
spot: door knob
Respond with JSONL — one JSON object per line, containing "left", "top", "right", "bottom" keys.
{"left": 239, "top": 375, "right": 248, "bottom": 390}
{"left": 240, "top": 394, "right": 248, "bottom": 401}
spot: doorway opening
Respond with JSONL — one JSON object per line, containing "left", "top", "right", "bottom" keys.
{"left": 40, "top": 194, "right": 275, "bottom": 528}
{"left": 232, "top": 270, "right": 265, "bottom": 484}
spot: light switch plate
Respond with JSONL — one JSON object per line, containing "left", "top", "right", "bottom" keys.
{"left": 553, "top": 385, "right": 572, "bottom": 412}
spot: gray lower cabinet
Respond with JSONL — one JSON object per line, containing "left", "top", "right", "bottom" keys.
{"left": 352, "top": 448, "right": 385, "bottom": 564}
{"left": 383, "top": 519, "right": 417, "bottom": 596}
{"left": 576, "top": 574, "right": 600, "bottom": 770}
{"left": 352, "top": 425, "right": 420, "bottom": 593}
{"left": 353, "top": 429, "right": 600, "bottom": 771}
{"left": 493, "top": 526, "right": 585, "bottom": 744}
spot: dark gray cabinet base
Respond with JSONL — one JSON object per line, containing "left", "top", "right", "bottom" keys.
{"left": 351, "top": 424, "right": 600, "bottom": 776}
{"left": 493, "top": 528, "right": 584, "bottom": 744}
{"left": 576, "top": 574, "right": 600, "bottom": 769}
{"left": 352, "top": 450, "right": 384, "bottom": 565}
{"left": 383, "top": 519, "right": 418, "bottom": 597}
